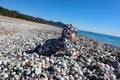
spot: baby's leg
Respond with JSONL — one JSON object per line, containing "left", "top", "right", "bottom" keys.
{"left": 41, "top": 48, "right": 52, "bottom": 56}
{"left": 34, "top": 44, "right": 52, "bottom": 56}
{"left": 34, "top": 44, "right": 42, "bottom": 54}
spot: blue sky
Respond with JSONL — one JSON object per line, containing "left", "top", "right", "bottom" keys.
{"left": 0, "top": 0, "right": 120, "bottom": 37}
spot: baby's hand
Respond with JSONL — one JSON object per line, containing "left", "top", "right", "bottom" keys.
{"left": 73, "top": 50, "right": 80, "bottom": 57}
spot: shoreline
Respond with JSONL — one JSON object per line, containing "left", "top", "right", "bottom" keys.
{"left": 0, "top": 16, "right": 120, "bottom": 80}
{"left": 78, "top": 29, "right": 120, "bottom": 48}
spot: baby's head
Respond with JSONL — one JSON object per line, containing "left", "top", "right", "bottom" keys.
{"left": 62, "top": 24, "right": 77, "bottom": 41}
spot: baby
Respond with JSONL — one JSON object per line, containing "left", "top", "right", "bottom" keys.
{"left": 34, "top": 24, "right": 79, "bottom": 57}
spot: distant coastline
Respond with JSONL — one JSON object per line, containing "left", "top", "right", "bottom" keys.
{"left": 0, "top": 6, "right": 65, "bottom": 27}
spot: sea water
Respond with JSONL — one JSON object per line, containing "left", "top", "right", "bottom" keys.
{"left": 78, "top": 30, "right": 120, "bottom": 48}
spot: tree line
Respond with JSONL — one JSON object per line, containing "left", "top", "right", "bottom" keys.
{"left": 0, "top": 6, "right": 65, "bottom": 27}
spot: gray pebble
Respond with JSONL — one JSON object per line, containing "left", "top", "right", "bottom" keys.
{"left": 0, "top": 60, "right": 2, "bottom": 65}
{"left": 4, "top": 73, "right": 9, "bottom": 78}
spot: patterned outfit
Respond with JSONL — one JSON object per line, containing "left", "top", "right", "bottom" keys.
{"left": 34, "top": 24, "right": 77, "bottom": 56}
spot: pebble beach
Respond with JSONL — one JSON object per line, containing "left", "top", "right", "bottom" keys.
{"left": 0, "top": 16, "right": 120, "bottom": 80}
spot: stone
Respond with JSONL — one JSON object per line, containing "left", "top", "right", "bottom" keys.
{"left": 50, "top": 59, "right": 54, "bottom": 64}
{"left": 35, "top": 67, "right": 41, "bottom": 75}
{"left": 0, "top": 66, "right": 1, "bottom": 70}
{"left": 25, "top": 59, "right": 29, "bottom": 63}
{"left": 86, "top": 69, "right": 92, "bottom": 74}
{"left": 78, "top": 70, "right": 83, "bottom": 77}
{"left": 73, "top": 62, "right": 79, "bottom": 68}
{"left": 4, "top": 73, "right": 9, "bottom": 78}
{"left": 64, "top": 75, "right": 69, "bottom": 80}
{"left": 47, "top": 66, "right": 57, "bottom": 73}
{"left": 45, "top": 57, "right": 49, "bottom": 62}
{"left": 87, "top": 58, "right": 92, "bottom": 63}
{"left": 111, "top": 61, "right": 119, "bottom": 69}
{"left": 12, "top": 72, "right": 16, "bottom": 75}
{"left": 105, "top": 64, "right": 110, "bottom": 71}
{"left": 62, "top": 61, "right": 67, "bottom": 70}
{"left": 41, "top": 78, "right": 48, "bottom": 80}
{"left": 0, "top": 60, "right": 2, "bottom": 65}
{"left": 21, "top": 61, "right": 26, "bottom": 66}
{"left": 74, "top": 73, "right": 79, "bottom": 78}
{"left": 24, "top": 69, "right": 31, "bottom": 75}
{"left": 61, "top": 70, "right": 66, "bottom": 76}
{"left": 56, "top": 76, "right": 65, "bottom": 80}
{"left": 69, "top": 75, "right": 74, "bottom": 80}
{"left": 40, "top": 73, "right": 47, "bottom": 78}
{"left": 96, "top": 62, "right": 105, "bottom": 70}
{"left": 103, "top": 73, "right": 110, "bottom": 80}
{"left": 3, "top": 68, "right": 8, "bottom": 71}
{"left": 3, "top": 60, "right": 7, "bottom": 65}
{"left": 90, "top": 74, "right": 98, "bottom": 80}
{"left": 56, "top": 67, "right": 61, "bottom": 73}
{"left": 19, "top": 67, "right": 23, "bottom": 71}
{"left": 16, "top": 63, "right": 21, "bottom": 68}
{"left": 14, "top": 75, "right": 20, "bottom": 80}
{"left": 31, "top": 73, "right": 35, "bottom": 78}
{"left": 28, "top": 60, "right": 34, "bottom": 66}
{"left": 110, "top": 74, "right": 116, "bottom": 79}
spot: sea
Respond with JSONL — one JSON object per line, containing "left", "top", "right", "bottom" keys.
{"left": 78, "top": 30, "right": 120, "bottom": 48}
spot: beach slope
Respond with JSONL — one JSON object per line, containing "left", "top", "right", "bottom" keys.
{"left": 0, "top": 16, "right": 120, "bottom": 80}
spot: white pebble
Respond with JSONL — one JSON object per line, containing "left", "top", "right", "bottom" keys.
{"left": 4, "top": 73, "right": 9, "bottom": 78}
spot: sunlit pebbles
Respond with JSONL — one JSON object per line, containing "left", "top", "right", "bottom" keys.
{"left": 0, "top": 16, "right": 120, "bottom": 80}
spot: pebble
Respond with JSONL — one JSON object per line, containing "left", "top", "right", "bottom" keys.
{"left": 96, "top": 62, "right": 105, "bottom": 70}
{"left": 3, "top": 60, "right": 7, "bottom": 65}
{"left": 24, "top": 69, "right": 31, "bottom": 75}
{"left": 56, "top": 76, "right": 65, "bottom": 80}
{"left": 28, "top": 60, "right": 34, "bottom": 66}
{"left": 45, "top": 57, "right": 50, "bottom": 62}
{"left": 35, "top": 67, "right": 41, "bottom": 75}
{"left": 87, "top": 58, "right": 92, "bottom": 63}
{"left": 31, "top": 73, "right": 35, "bottom": 78}
{"left": 3, "top": 68, "right": 8, "bottom": 71}
{"left": 0, "top": 66, "right": 1, "bottom": 70}
{"left": 16, "top": 63, "right": 21, "bottom": 68}
{"left": 50, "top": 59, "right": 54, "bottom": 64}
{"left": 64, "top": 75, "right": 69, "bottom": 80}
{"left": 21, "top": 61, "right": 26, "bottom": 66}
{"left": 61, "top": 70, "right": 66, "bottom": 76}
{"left": 78, "top": 70, "right": 83, "bottom": 77}
{"left": 4, "top": 73, "right": 9, "bottom": 78}
{"left": 104, "top": 73, "right": 110, "bottom": 80}
{"left": 56, "top": 67, "right": 61, "bottom": 73}
{"left": 110, "top": 73, "right": 116, "bottom": 79}
{"left": 14, "top": 75, "right": 19, "bottom": 80}
{"left": 69, "top": 75, "right": 74, "bottom": 80}
{"left": 0, "top": 60, "right": 2, "bottom": 65}
{"left": 12, "top": 72, "right": 16, "bottom": 75}
{"left": 41, "top": 78, "right": 48, "bottom": 80}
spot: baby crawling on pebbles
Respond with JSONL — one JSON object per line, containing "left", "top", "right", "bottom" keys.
{"left": 34, "top": 24, "right": 80, "bottom": 57}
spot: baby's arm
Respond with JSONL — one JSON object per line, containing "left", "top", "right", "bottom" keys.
{"left": 64, "top": 41, "right": 79, "bottom": 57}
{"left": 74, "top": 49, "right": 80, "bottom": 57}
